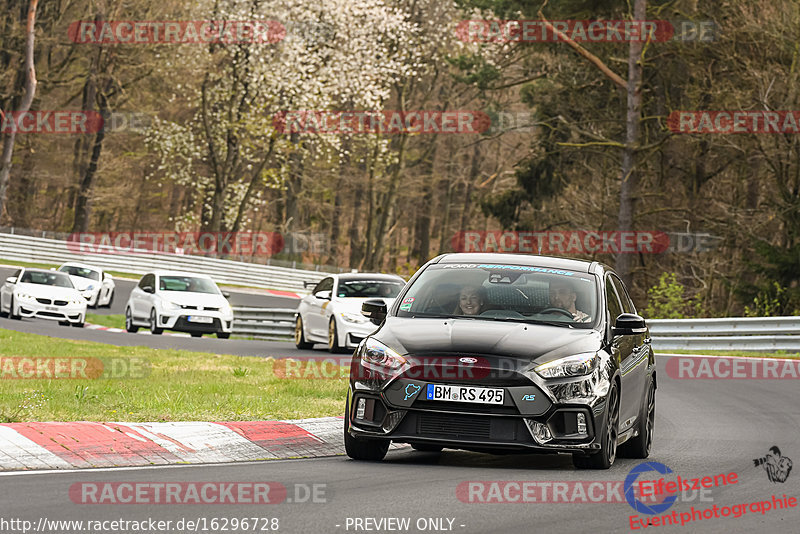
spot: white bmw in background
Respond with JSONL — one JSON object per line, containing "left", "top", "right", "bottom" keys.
{"left": 0, "top": 267, "right": 87, "bottom": 326}
{"left": 295, "top": 273, "right": 405, "bottom": 352}
{"left": 57, "top": 262, "right": 115, "bottom": 308}
{"left": 125, "top": 271, "right": 234, "bottom": 338}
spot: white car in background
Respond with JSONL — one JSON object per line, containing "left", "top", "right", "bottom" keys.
{"left": 125, "top": 270, "right": 233, "bottom": 338}
{"left": 294, "top": 273, "right": 406, "bottom": 352}
{"left": 57, "top": 262, "right": 115, "bottom": 308}
{"left": 0, "top": 267, "right": 87, "bottom": 327}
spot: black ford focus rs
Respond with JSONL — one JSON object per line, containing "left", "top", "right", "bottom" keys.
{"left": 344, "top": 253, "right": 656, "bottom": 469}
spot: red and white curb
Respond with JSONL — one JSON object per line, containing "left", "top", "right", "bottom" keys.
{"left": 0, "top": 417, "right": 402, "bottom": 471}
{"left": 84, "top": 323, "right": 190, "bottom": 337}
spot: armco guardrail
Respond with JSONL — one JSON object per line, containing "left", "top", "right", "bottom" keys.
{"left": 233, "top": 307, "right": 296, "bottom": 339}
{"left": 648, "top": 317, "right": 800, "bottom": 351}
{"left": 0, "top": 233, "right": 329, "bottom": 293}
{"left": 231, "top": 310, "right": 800, "bottom": 350}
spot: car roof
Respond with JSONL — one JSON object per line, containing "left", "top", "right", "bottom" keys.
{"left": 59, "top": 262, "right": 102, "bottom": 271}
{"left": 336, "top": 273, "right": 405, "bottom": 282}
{"left": 433, "top": 253, "right": 599, "bottom": 274}
{"left": 148, "top": 270, "right": 214, "bottom": 279}
{"left": 21, "top": 268, "right": 69, "bottom": 275}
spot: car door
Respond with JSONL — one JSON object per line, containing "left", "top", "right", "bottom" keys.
{"left": 605, "top": 275, "right": 638, "bottom": 429}
{"left": 1, "top": 269, "right": 21, "bottom": 312}
{"left": 307, "top": 277, "right": 334, "bottom": 338}
{"left": 611, "top": 274, "right": 649, "bottom": 429}
{"left": 131, "top": 273, "right": 155, "bottom": 319}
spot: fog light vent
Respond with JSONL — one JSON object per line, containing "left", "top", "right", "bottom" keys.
{"left": 577, "top": 413, "right": 587, "bottom": 435}
{"left": 356, "top": 398, "right": 366, "bottom": 419}
{"left": 524, "top": 419, "right": 552, "bottom": 444}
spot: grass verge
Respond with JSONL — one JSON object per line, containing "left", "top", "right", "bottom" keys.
{"left": 85, "top": 313, "right": 126, "bottom": 329}
{"left": 660, "top": 350, "right": 800, "bottom": 359}
{"left": 0, "top": 328, "right": 346, "bottom": 423}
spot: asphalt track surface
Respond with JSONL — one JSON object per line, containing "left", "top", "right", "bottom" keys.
{"left": 1, "top": 355, "right": 798, "bottom": 533}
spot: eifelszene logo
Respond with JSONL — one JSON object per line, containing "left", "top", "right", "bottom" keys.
{"left": 753, "top": 446, "right": 793, "bottom": 483}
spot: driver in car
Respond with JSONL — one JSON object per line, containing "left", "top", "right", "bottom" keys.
{"left": 454, "top": 285, "right": 486, "bottom": 316}
{"left": 548, "top": 278, "right": 591, "bottom": 322}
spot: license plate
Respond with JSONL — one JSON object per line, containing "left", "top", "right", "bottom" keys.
{"left": 187, "top": 315, "right": 213, "bottom": 323}
{"left": 426, "top": 384, "right": 504, "bottom": 405}
{"left": 46, "top": 306, "right": 58, "bottom": 311}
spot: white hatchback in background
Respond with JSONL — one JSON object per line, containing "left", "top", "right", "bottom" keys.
{"left": 294, "top": 273, "right": 406, "bottom": 352}
{"left": 0, "top": 267, "right": 87, "bottom": 326}
{"left": 57, "top": 262, "right": 115, "bottom": 308}
{"left": 125, "top": 271, "right": 234, "bottom": 338}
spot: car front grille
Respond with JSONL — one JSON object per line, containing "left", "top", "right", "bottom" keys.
{"left": 54, "top": 300, "right": 68, "bottom": 306}
{"left": 36, "top": 298, "right": 51, "bottom": 304}
{"left": 417, "top": 413, "right": 492, "bottom": 440}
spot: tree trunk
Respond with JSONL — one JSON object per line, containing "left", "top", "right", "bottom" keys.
{"left": 0, "top": 0, "right": 38, "bottom": 219}
{"left": 615, "top": 0, "right": 646, "bottom": 286}
{"left": 72, "top": 88, "right": 108, "bottom": 233}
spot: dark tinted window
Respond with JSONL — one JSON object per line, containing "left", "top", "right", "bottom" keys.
{"left": 139, "top": 274, "right": 155, "bottom": 289}
{"left": 59, "top": 265, "right": 101, "bottom": 281}
{"left": 313, "top": 277, "right": 334, "bottom": 295}
{"left": 158, "top": 276, "right": 219, "bottom": 294}
{"left": 605, "top": 276, "right": 623, "bottom": 323}
{"left": 611, "top": 275, "right": 635, "bottom": 314}
{"left": 20, "top": 271, "right": 73, "bottom": 288}
{"left": 337, "top": 280, "right": 403, "bottom": 298}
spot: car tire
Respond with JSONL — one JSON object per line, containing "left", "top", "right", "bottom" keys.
{"left": 125, "top": 307, "right": 139, "bottom": 333}
{"left": 294, "top": 316, "right": 313, "bottom": 349}
{"left": 0, "top": 298, "right": 7, "bottom": 318}
{"left": 71, "top": 321, "right": 84, "bottom": 328}
{"left": 344, "top": 393, "right": 390, "bottom": 461}
{"left": 59, "top": 320, "right": 70, "bottom": 326}
{"left": 106, "top": 290, "right": 114, "bottom": 308}
{"left": 217, "top": 332, "right": 231, "bottom": 339}
{"left": 149, "top": 309, "right": 163, "bottom": 335}
{"left": 328, "top": 318, "right": 347, "bottom": 353}
{"left": 9, "top": 296, "right": 20, "bottom": 320}
{"left": 573, "top": 382, "right": 619, "bottom": 470}
{"left": 191, "top": 332, "right": 203, "bottom": 338}
{"left": 410, "top": 443, "right": 444, "bottom": 453}
{"left": 618, "top": 377, "right": 655, "bottom": 459}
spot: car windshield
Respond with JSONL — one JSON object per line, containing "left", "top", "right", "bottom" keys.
{"left": 337, "top": 280, "right": 404, "bottom": 298}
{"left": 20, "top": 271, "right": 74, "bottom": 288}
{"left": 158, "top": 276, "right": 220, "bottom": 294}
{"left": 59, "top": 265, "right": 101, "bottom": 281}
{"left": 396, "top": 263, "right": 598, "bottom": 328}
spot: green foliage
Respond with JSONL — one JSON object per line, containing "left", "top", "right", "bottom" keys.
{"left": 744, "top": 282, "right": 799, "bottom": 317}
{"left": 644, "top": 273, "right": 702, "bottom": 319}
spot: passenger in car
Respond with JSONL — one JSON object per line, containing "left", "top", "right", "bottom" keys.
{"left": 548, "top": 279, "right": 591, "bottom": 322}
{"left": 454, "top": 285, "right": 487, "bottom": 316}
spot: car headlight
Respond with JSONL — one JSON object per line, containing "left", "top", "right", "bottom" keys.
{"left": 222, "top": 303, "right": 233, "bottom": 315}
{"left": 17, "top": 293, "right": 32, "bottom": 300}
{"left": 86, "top": 284, "right": 95, "bottom": 290}
{"left": 535, "top": 353, "right": 598, "bottom": 378}
{"left": 163, "top": 300, "right": 180, "bottom": 310}
{"left": 340, "top": 311, "right": 368, "bottom": 324}
{"left": 359, "top": 338, "right": 406, "bottom": 370}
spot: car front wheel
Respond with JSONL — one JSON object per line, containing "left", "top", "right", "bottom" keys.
{"left": 125, "top": 308, "right": 139, "bottom": 333}
{"left": 328, "top": 318, "right": 347, "bottom": 353}
{"left": 9, "top": 296, "right": 20, "bottom": 320}
{"left": 573, "top": 383, "right": 619, "bottom": 470}
{"left": 294, "top": 316, "right": 313, "bottom": 349}
{"left": 149, "top": 309, "right": 163, "bottom": 335}
{"left": 618, "top": 377, "right": 655, "bottom": 459}
{"left": 344, "top": 393, "right": 389, "bottom": 461}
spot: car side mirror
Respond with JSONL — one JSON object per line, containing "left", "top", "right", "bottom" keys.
{"left": 316, "top": 290, "right": 331, "bottom": 300}
{"left": 142, "top": 286, "right": 155, "bottom": 294}
{"left": 613, "top": 313, "right": 647, "bottom": 336}
{"left": 222, "top": 291, "right": 231, "bottom": 299}
{"left": 362, "top": 299, "right": 387, "bottom": 326}
{"left": 5, "top": 276, "right": 16, "bottom": 284}
{"left": 50, "top": 267, "right": 56, "bottom": 271}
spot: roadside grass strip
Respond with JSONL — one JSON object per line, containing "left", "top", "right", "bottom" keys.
{"left": 0, "top": 328, "right": 347, "bottom": 423}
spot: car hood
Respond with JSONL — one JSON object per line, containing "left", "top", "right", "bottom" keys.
{"left": 68, "top": 276, "right": 98, "bottom": 291}
{"left": 333, "top": 297, "right": 396, "bottom": 314}
{"left": 16, "top": 283, "right": 81, "bottom": 300}
{"left": 374, "top": 316, "right": 602, "bottom": 365}
{"left": 157, "top": 291, "right": 229, "bottom": 308}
